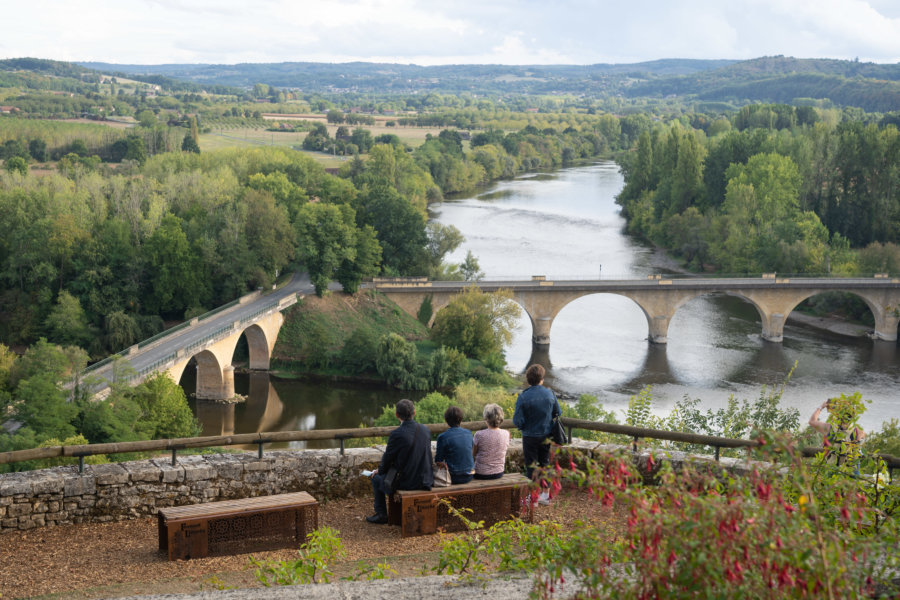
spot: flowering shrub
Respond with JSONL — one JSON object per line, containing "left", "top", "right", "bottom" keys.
{"left": 436, "top": 442, "right": 899, "bottom": 599}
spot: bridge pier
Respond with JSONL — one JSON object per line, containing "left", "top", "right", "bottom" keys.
{"left": 873, "top": 313, "right": 899, "bottom": 342}
{"left": 532, "top": 317, "right": 552, "bottom": 346}
{"left": 647, "top": 316, "right": 669, "bottom": 344}
{"left": 761, "top": 313, "right": 786, "bottom": 343}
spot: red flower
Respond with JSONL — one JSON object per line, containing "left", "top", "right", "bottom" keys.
{"left": 667, "top": 550, "right": 677, "bottom": 566}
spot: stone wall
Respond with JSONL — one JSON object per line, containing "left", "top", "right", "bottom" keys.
{"left": 0, "top": 440, "right": 757, "bottom": 534}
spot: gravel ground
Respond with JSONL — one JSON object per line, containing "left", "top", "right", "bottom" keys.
{"left": 0, "top": 489, "right": 624, "bottom": 600}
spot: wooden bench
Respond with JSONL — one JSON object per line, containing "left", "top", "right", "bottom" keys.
{"left": 157, "top": 492, "right": 318, "bottom": 560}
{"left": 388, "top": 473, "right": 532, "bottom": 537}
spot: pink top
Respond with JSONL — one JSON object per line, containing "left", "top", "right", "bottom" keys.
{"left": 473, "top": 428, "right": 510, "bottom": 475}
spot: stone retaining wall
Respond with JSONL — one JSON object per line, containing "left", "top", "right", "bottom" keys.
{"left": 0, "top": 440, "right": 756, "bottom": 533}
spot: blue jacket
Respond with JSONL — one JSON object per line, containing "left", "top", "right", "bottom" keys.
{"left": 513, "top": 385, "right": 561, "bottom": 438}
{"left": 435, "top": 426, "right": 474, "bottom": 476}
{"left": 379, "top": 419, "right": 434, "bottom": 491}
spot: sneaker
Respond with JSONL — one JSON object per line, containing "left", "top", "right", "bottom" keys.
{"left": 366, "top": 513, "right": 389, "bottom": 524}
{"left": 537, "top": 492, "right": 551, "bottom": 506}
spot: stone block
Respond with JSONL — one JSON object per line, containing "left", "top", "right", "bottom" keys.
{"left": 7, "top": 503, "right": 32, "bottom": 517}
{"left": 151, "top": 460, "right": 185, "bottom": 484}
{"left": 205, "top": 455, "right": 243, "bottom": 480}
{"left": 125, "top": 461, "right": 162, "bottom": 483}
{"left": 30, "top": 473, "right": 64, "bottom": 495}
{"left": 244, "top": 458, "right": 276, "bottom": 472}
{"left": 64, "top": 476, "right": 96, "bottom": 497}
{"left": 48, "top": 501, "right": 60, "bottom": 512}
{"left": 90, "top": 464, "right": 129, "bottom": 485}
{"left": 18, "top": 517, "right": 38, "bottom": 530}
{"left": 0, "top": 475, "right": 33, "bottom": 497}
{"left": 33, "top": 501, "right": 48, "bottom": 513}
{"left": 2, "top": 518, "right": 18, "bottom": 528}
{"left": 0, "top": 506, "right": 5, "bottom": 518}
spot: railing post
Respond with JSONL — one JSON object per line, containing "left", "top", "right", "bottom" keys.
{"left": 567, "top": 426, "right": 573, "bottom": 442}
{"left": 339, "top": 438, "right": 345, "bottom": 456}
{"left": 171, "top": 448, "right": 177, "bottom": 466}
{"left": 632, "top": 436, "right": 639, "bottom": 453}
{"left": 257, "top": 441, "right": 264, "bottom": 459}
{"left": 78, "top": 456, "right": 84, "bottom": 474}
{"left": 714, "top": 446, "right": 720, "bottom": 462}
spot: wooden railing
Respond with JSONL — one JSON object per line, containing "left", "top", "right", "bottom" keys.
{"left": 2, "top": 418, "right": 898, "bottom": 479}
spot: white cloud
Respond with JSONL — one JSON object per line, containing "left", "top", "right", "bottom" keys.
{"left": 2, "top": 0, "right": 899, "bottom": 65}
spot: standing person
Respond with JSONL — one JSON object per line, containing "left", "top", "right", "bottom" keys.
{"left": 435, "top": 406, "right": 474, "bottom": 485}
{"left": 514, "top": 363, "right": 561, "bottom": 505}
{"left": 473, "top": 403, "right": 510, "bottom": 480}
{"left": 366, "top": 399, "right": 433, "bottom": 524}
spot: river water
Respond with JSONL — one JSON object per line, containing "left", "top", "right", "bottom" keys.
{"left": 187, "top": 162, "right": 897, "bottom": 439}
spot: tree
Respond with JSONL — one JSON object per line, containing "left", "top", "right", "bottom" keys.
{"left": 430, "top": 287, "right": 521, "bottom": 361}
{"left": 335, "top": 224, "right": 382, "bottom": 294}
{"left": 375, "top": 333, "right": 423, "bottom": 389}
{"left": 144, "top": 213, "right": 198, "bottom": 314}
{"left": 28, "top": 138, "right": 48, "bottom": 162}
{"left": 45, "top": 290, "right": 91, "bottom": 347}
{"left": 4, "top": 156, "right": 27, "bottom": 176}
{"left": 294, "top": 202, "right": 356, "bottom": 295}
{"left": 354, "top": 185, "right": 428, "bottom": 274}
{"left": 131, "top": 372, "right": 199, "bottom": 439}
{"left": 181, "top": 133, "right": 200, "bottom": 154}
{"left": 460, "top": 250, "right": 484, "bottom": 281}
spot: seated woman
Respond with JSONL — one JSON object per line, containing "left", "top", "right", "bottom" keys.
{"left": 473, "top": 403, "right": 510, "bottom": 480}
{"left": 435, "top": 406, "right": 474, "bottom": 485}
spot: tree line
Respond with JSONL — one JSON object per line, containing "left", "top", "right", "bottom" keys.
{"left": 616, "top": 103, "right": 900, "bottom": 281}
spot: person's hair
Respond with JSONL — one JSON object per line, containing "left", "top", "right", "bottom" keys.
{"left": 395, "top": 399, "right": 415, "bottom": 421}
{"left": 444, "top": 405, "right": 463, "bottom": 427}
{"left": 525, "top": 363, "right": 545, "bottom": 386}
{"left": 483, "top": 403, "right": 504, "bottom": 427}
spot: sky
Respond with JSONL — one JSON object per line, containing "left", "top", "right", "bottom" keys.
{"left": 2, "top": 0, "right": 900, "bottom": 66}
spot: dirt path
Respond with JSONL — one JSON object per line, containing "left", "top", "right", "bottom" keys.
{"left": 1, "top": 490, "right": 622, "bottom": 600}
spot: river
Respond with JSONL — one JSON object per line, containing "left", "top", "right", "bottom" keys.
{"left": 187, "top": 162, "right": 898, "bottom": 440}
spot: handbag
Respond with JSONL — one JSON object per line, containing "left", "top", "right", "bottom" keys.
{"left": 433, "top": 462, "right": 451, "bottom": 487}
{"left": 382, "top": 466, "right": 400, "bottom": 494}
{"left": 551, "top": 416, "right": 568, "bottom": 445}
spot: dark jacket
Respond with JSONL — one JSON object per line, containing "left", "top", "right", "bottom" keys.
{"left": 435, "top": 426, "right": 475, "bottom": 476}
{"left": 379, "top": 419, "right": 434, "bottom": 491}
{"left": 513, "top": 385, "right": 561, "bottom": 438}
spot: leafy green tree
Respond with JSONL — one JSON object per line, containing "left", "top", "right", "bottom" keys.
{"left": 132, "top": 372, "right": 200, "bottom": 439}
{"left": 4, "top": 156, "right": 27, "bottom": 176}
{"left": 45, "top": 290, "right": 91, "bottom": 347}
{"left": 104, "top": 310, "right": 141, "bottom": 352}
{"left": 460, "top": 250, "right": 484, "bottom": 281}
{"left": 430, "top": 287, "right": 521, "bottom": 361}
{"left": 354, "top": 185, "right": 428, "bottom": 274}
{"left": 337, "top": 326, "right": 380, "bottom": 374}
{"left": 28, "top": 139, "right": 48, "bottom": 162}
{"left": 294, "top": 202, "right": 356, "bottom": 295}
{"left": 244, "top": 189, "right": 295, "bottom": 280}
{"left": 375, "top": 333, "right": 423, "bottom": 389}
{"left": 181, "top": 133, "right": 200, "bottom": 154}
{"left": 335, "top": 224, "right": 382, "bottom": 294}
{"left": 144, "top": 213, "right": 199, "bottom": 315}
{"left": 426, "top": 345, "right": 468, "bottom": 388}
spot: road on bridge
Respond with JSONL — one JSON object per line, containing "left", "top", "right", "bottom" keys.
{"left": 82, "top": 273, "right": 316, "bottom": 396}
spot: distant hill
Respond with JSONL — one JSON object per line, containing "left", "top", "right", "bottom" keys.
{"left": 77, "top": 59, "right": 738, "bottom": 95}
{"left": 625, "top": 57, "right": 900, "bottom": 112}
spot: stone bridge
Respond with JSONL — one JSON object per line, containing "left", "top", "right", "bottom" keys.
{"left": 82, "top": 275, "right": 313, "bottom": 401}
{"left": 370, "top": 275, "right": 900, "bottom": 346}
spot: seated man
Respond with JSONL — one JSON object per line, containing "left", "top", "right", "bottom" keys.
{"left": 367, "top": 398, "right": 434, "bottom": 524}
